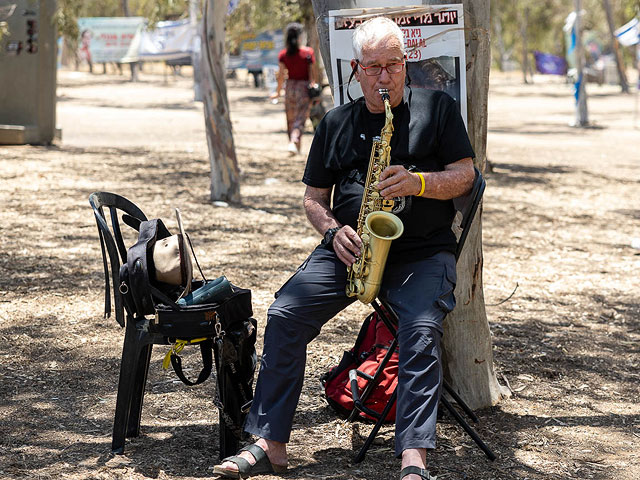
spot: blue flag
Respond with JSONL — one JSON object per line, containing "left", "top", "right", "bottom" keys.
{"left": 534, "top": 51, "right": 567, "bottom": 75}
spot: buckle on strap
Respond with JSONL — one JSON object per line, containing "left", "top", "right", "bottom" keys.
{"left": 162, "top": 337, "right": 209, "bottom": 370}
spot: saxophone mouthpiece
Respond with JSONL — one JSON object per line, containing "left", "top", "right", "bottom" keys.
{"left": 379, "top": 89, "right": 390, "bottom": 102}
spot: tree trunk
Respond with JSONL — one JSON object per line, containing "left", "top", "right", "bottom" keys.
{"left": 492, "top": 11, "right": 508, "bottom": 72}
{"left": 574, "top": 0, "right": 589, "bottom": 127}
{"left": 520, "top": 6, "right": 530, "bottom": 84}
{"left": 189, "top": 0, "right": 203, "bottom": 101}
{"left": 300, "top": 0, "right": 324, "bottom": 85}
{"left": 438, "top": 0, "right": 508, "bottom": 409}
{"left": 201, "top": 0, "right": 241, "bottom": 202}
{"left": 602, "top": 0, "right": 629, "bottom": 93}
{"left": 312, "top": 0, "right": 507, "bottom": 409}
{"left": 121, "top": 1, "right": 138, "bottom": 82}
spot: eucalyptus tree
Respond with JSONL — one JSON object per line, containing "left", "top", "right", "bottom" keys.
{"left": 202, "top": 0, "right": 241, "bottom": 201}
{"left": 603, "top": 0, "right": 629, "bottom": 92}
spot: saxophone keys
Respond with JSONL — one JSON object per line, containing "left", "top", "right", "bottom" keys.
{"left": 352, "top": 261, "right": 361, "bottom": 275}
{"left": 346, "top": 283, "right": 355, "bottom": 297}
{"left": 359, "top": 242, "right": 371, "bottom": 261}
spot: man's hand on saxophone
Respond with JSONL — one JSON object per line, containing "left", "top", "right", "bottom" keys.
{"left": 332, "top": 226, "right": 362, "bottom": 266}
{"left": 377, "top": 165, "right": 423, "bottom": 199}
{"left": 378, "top": 159, "right": 476, "bottom": 201}
{"left": 303, "top": 185, "right": 362, "bottom": 267}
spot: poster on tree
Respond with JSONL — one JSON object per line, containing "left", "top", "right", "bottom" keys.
{"left": 328, "top": 3, "right": 467, "bottom": 128}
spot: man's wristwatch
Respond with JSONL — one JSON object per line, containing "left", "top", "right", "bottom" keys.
{"left": 321, "top": 227, "right": 341, "bottom": 251}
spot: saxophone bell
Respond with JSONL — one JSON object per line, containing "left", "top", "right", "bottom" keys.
{"left": 353, "top": 210, "right": 403, "bottom": 304}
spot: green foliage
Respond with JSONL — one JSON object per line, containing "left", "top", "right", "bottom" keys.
{"left": 225, "top": 0, "right": 311, "bottom": 54}
{"left": 491, "top": 0, "right": 570, "bottom": 65}
{"left": 55, "top": 0, "right": 82, "bottom": 40}
{"left": 491, "top": 0, "right": 640, "bottom": 70}
{"left": 55, "top": 0, "right": 189, "bottom": 41}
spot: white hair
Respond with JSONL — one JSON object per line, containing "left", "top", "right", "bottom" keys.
{"left": 352, "top": 16, "right": 405, "bottom": 60}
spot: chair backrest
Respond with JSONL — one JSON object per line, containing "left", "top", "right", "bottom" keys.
{"left": 452, "top": 167, "right": 486, "bottom": 261}
{"left": 89, "top": 192, "right": 148, "bottom": 327}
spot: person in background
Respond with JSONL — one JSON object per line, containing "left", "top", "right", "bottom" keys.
{"left": 269, "top": 23, "right": 317, "bottom": 155}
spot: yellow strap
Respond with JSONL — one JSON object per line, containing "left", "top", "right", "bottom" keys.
{"left": 416, "top": 172, "right": 426, "bottom": 197}
{"left": 162, "top": 337, "right": 209, "bottom": 370}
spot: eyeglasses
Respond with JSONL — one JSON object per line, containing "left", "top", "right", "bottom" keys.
{"left": 357, "top": 60, "right": 405, "bottom": 76}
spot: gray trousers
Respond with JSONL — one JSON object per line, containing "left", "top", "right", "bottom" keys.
{"left": 244, "top": 246, "right": 457, "bottom": 457}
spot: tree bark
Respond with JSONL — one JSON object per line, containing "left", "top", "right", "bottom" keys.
{"left": 201, "top": 0, "right": 241, "bottom": 202}
{"left": 520, "top": 6, "right": 531, "bottom": 84}
{"left": 574, "top": 0, "right": 589, "bottom": 127}
{"left": 312, "top": 0, "right": 507, "bottom": 409}
{"left": 438, "top": 0, "right": 508, "bottom": 409}
{"left": 300, "top": 0, "right": 324, "bottom": 85}
{"left": 602, "top": 0, "right": 629, "bottom": 93}
{"left": 120, "top": 1, "right": 138, "bottom": 82}
{"left": 492, "top": 11, "right": 508, "bottom": 72}
{"left": 189, "top": 0, "right": 203, "bottom": 101}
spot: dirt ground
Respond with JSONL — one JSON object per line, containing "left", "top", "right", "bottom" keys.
{"left": 0, "top": 66, "right": 639, "bottom": 480}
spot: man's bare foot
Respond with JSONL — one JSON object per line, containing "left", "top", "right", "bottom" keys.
{"left": 401, "top": 447, "right": 430, "bottom": 480}
{"left": 218, "top": 438, "right": 287, "bottom": 474}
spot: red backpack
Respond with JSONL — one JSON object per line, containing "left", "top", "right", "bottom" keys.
{"left": 321, "top": 312, "right": 398, "bottom": 422}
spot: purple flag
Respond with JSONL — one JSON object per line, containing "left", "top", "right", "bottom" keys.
{"left": 534, "top": 51, "right": 568, "bottom": 75}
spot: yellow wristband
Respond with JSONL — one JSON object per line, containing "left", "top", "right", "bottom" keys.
{"left": 416, "top": 172, "right": 426, "bottom": 197}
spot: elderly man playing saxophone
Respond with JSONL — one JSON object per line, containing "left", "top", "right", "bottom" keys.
{"left": 214, "top": 16, "right": 475, "bottom": 480}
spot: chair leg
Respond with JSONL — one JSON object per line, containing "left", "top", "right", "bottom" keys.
{"left": 354, "top": 389, "right": 397, "bottom": 464}
{"left": 126, "top": 343, "right": 153, "bottom": 438}
{"left": 443, "top": 379, "right": 478, "bottom": 422}
{"left": 111, "top": 327, "right": 143, "bottom": 454}
{"left": 440, "top": 396, "right": 496, "bottom": 461}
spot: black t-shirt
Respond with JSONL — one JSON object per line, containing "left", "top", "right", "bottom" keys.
{"left": 302, "top": 87, "right": 475, "bottom": 263}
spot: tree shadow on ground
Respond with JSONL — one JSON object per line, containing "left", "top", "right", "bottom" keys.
{"left": 489, "top": 124, "right": 580, "bottom": 135}
{"left": 56, "top": 98, "right": 201, "bottom": 111}
{"left": 484, "top": 162, "right": 575, "bottom": 188}
{"left": 612, "top": 209, "right": 640, "bottom": 220}
{"left": 241, "top": 95, "right": 275, "bottom": 103}
{"left": 492, "top": 304, "right": 639, "bottom": 401}
{"left": 57, "top": 78, "right": 135, "bottom": 89}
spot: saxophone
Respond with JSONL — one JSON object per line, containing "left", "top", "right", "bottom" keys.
{"left": 345, "top": 89, "right": 404, "bottom": 304}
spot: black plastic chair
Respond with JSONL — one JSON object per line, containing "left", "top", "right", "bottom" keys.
{"left": 348, "top": 168, "right": 496, "bottom": 463}
{"left": 89, "top": 192, "right": 168, "bottom": 454}
{"left": 90, "top": 192, "right": 250, "bottom": 459}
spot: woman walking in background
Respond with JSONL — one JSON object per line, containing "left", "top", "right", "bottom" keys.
{"left": 270, "top": 23, "right": 317, "bottom": 155}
